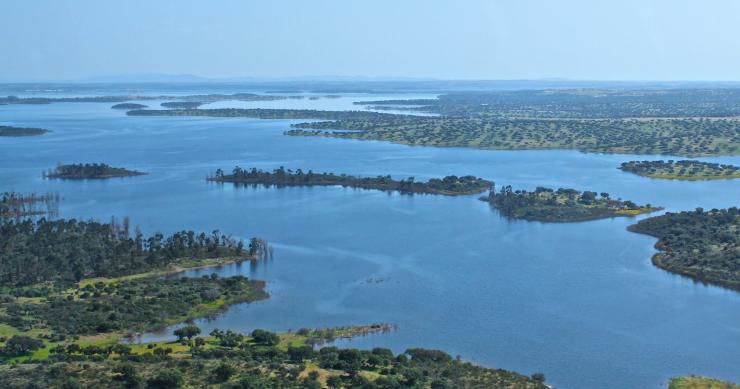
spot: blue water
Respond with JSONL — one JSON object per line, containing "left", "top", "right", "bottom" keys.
{"left": 1, "top": 92, "right": 738, "bottom": 389}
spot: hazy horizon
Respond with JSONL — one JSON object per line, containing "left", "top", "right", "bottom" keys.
{"left": 3, "top": 0, "right": 740, "bottom": 82}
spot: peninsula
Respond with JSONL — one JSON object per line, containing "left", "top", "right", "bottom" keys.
{"left": 628, "top": 207, "right": 739, "bottom": 291}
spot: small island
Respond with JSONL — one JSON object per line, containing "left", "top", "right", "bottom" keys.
{"left": 161, "top": 101, "right": 203, "bottom": 109}
{"left": 481, "top": 184, "right": 660, "bottom": 222}
{"left": 209, "top": 166, "right": 492, "bottom": 196}
{"left": 669, "top": 376, "right": 739, "bottom": 389}
{"left": 0, "top": 125, "right": 49, "bottom": 137}
{"left": 111, "top": 103, "right": 148, "bottom": 110}
{"left": 44, "top": 163, "right": 147, "bottom": 179}
{"left": 628, "top": 207, "right": 739, "bottom": 291}
{"left": 619, "top": 160, "right": 740, "bottom": 180}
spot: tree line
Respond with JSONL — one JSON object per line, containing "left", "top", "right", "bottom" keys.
{"left": 209, "top": 166, "right": 492, "bottom": 196}
{"left": 43, "top": 163, "right": 146, "bottom": 179}
{"left": 0, "top": 217, "right": 256, "bottom": 286}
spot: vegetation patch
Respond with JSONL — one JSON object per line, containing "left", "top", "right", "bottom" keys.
{"left": 0, "top": 274, "right": 267, "bottom": 338}
{"left": 481, "top": 184, "right": 660, "bottom": 222}
{"left": 43, "top": 163, "right": 147, "bottom": 179}
{"left": 0, "top": 217, "right": 264, "bottom": 286}
{"left": 210, "top": 166, "right": 492, "bottom": 196}
{"left": 288, "top": 116, "right": 740, "bottom": 157}
{"left": 0, "top": 126, "right": 49, "bottom": 137}
{"left": 127, "top": 107, "right": 399, "bottom": 121}
{"left": 123, "top": 89, "right": 740, "bottom": 156}
{"left": 0, "top": 325, "right": 549, "bottom": 388}
{"left": 619, "top": 160, "right": 740, "bottom": 180}
{"left": 354, "top": 89, "right": 740, "bottom": 119}
{"left": 161, "top": 101, "right": 202, "bottom": 109}
{"left": 669, "top": 376, "right": 739, "bottom": 389}
{"left": 628, "top": 207, "right": 739, "bottom": 291}
{"left": 111, "top": 103, "right": 148, "bottom": 110}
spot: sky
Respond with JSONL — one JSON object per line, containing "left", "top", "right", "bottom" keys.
{"left": 1, "top": 0, "right": 740, "bottom": 82}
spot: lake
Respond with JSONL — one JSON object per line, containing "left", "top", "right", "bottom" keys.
{"left": 1, "top": 89, "right": 738, "bottom": 389}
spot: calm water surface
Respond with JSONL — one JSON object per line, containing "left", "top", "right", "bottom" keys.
{"left": 1, "top": 93, "right": 738, "bottom": 389}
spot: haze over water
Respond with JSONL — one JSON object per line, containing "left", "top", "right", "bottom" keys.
{"left": 1, "top": 88, "right": 739, "bottom": 389}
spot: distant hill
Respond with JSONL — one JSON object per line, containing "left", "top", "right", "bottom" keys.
{"left": 78, "top": 73, "right": 210, "bottom": 83}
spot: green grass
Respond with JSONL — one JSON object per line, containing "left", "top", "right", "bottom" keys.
{"left": 76, "top": 256, "right": 249, "bottom": 289}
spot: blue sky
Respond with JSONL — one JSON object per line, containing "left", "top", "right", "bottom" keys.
{"left": 2, "top": 0, "right": 739, "bottom": 81}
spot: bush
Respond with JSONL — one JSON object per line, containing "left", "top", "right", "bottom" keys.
{"left": 146, "top": 368, "right": 183, "bottom": 388}
{"left": 250, "top": 329, "right": 279, "bottom": 346}
{"left": 212, "top": 362, "right": 236, "bottom": 382}
{"left": 2, "top": 335, "right": 44, "bottom": 357}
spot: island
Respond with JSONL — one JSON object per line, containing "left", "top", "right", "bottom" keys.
{"left": 161, "top": 101, "right": 203, "bottom": 109}
{"left": 111, "top": 103, "right": 148, "bottom": 110}
{"left": 619, "top": 160, "right": 740, "bottom": 180}
{"left": 0, "top": 215, "right": 549, "bottom": 389}
{"left": 0, "top": 125, "right": 49, "bottom": 137}
{"left": 628, "top": 207, "right": 739, "bottom": 291}
{"left": 480, "top": 184, "right": 660, "bottom": 222}
{"left": 669, "top": 376, "right": 739, "bottom": 389}
{"left": 43, "top": 163, "right": 147, "bottom": 179}
{"left": 209, "top": 166, "right": 493, "bottom": 196}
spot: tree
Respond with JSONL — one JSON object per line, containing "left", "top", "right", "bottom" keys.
{"left": 173, "top": 324, "right": 200, "bottom": 340}
{"left": 114, "top": 363, "right": 143, "bottom": 389}
{"left": 193, "top": 337, "right": 205, "bottom": 348}
{"left": 251, "top": 329, "right": 280, "bottom": 345}
{"left": 327, "top": 376, "right": 343, "bottom": 389}
{"left": 288, "top": 345, "right": 314, "bottom": 362}
{"left": 173, "top": 325, "right": 201, "bottom": 341}
{"left": 146, "top": 369, "right": 183, "bottom": 389}
{"left": 1, "top": 335, "right": 44, "bottom": 357}
{"left": 60, "top": 378, "right": 82, "bottom": 389}
{"left": 211, "top": 362, "right": 236, "bottom": 382}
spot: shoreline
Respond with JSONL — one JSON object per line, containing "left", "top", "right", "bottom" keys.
{"left": 627, "top": 225, "right": 740, "bottom": 292}
{"left": 209, "top": 177, "right": 490, "bottom": 196}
